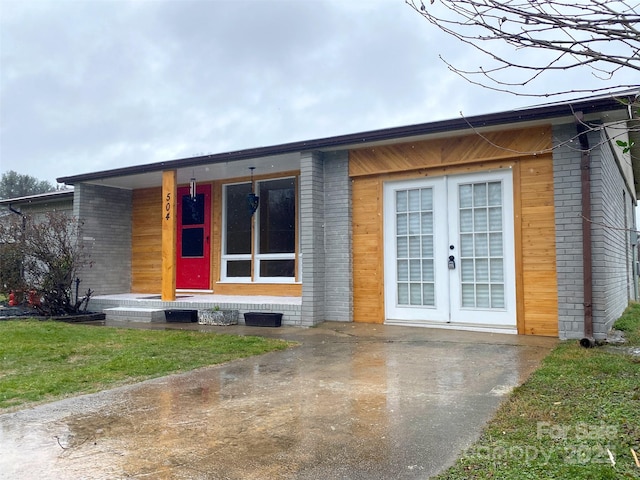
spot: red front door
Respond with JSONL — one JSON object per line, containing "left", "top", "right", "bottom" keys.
{"left": 176, "top": 184, "right": 211, "bottom": 290}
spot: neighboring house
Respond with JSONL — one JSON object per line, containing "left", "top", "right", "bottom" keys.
{"left": 52, "top": 91, "right": 638, "bottom": 341}
{"left": 0, "top": 190, "right": 74, "bottom": 219}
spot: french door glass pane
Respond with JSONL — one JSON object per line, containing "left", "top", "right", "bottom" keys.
{"left": 488, "top": 182, "right": 502, "bottom": 205}
{"left": 491, "top": 284, "right": 505, "bottom": 308}
{"left": 395, "top": 187, "right": 435, "bottom": 307}
{"left": 396, "top": 191, "right": 408, "bottom": 212}
{"left": 397, "top": 237, "right": 408, "bottom": 257}
{"left": 397, "top": 260, "right": 408, "bottom": 281}
{"left": 398, "top": 283, "right": 409, "bottom": 304}
{"left": 459, "top": 181, "right": 505, "bottom": 309}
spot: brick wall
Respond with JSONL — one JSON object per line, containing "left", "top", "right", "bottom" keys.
{"left": 74, "top": 184, "right": 132, "bottom": 295}
{"left": 323, "top": 151, "right": 352, "bottom": 322}
{"left": 590, "top": 128, "right": 636, "bottom": 336}
{"left": 300, "top": 151, "right": 326, "bottom": 326}
{"left": 554, "top": 123, "right": 636, "bottom": 339}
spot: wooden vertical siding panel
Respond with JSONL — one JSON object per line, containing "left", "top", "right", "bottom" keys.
{"left": 519, "top": 155, "right": 559, "bottom": 336}
{"left": 132, "top": 187, "right": 162, "bottom": 293}
{"left": 352, "top": 177, "right": 385, "bottom": 323}
{"left": 350, "top": 125, "right": 559, "bottom": 336}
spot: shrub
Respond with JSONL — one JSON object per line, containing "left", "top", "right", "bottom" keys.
{"left": 0, "top": 211, "right": 92, "bottom": 315}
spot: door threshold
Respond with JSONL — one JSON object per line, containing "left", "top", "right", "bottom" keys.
{"left": 385, "top": 320, "right": 517, "bottom": 335}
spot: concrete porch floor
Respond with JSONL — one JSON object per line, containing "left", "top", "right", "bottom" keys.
{"left": 0, "top": 322, "right": 557, "bottom": 479}
{"left": 90, "top": 293, "right": 303, "bottom": 325}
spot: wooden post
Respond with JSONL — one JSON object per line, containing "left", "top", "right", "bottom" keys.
{"left": 162, "top": 170, "right": 177, "bottom": 301}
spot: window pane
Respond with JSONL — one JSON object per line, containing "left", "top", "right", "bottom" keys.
{"left": 489, "top": 207, "right": 502, "bottom": 231}
{"left": 421, "top": 236, "right": 433, "bottom": 257}
{"left": 490, "top": 258, "right": 504, "bottom": 282}
{"left": 409, "top": 236, "right": 421, "bottom": 258}
{"left": 421, "top": 188, "right": 433, "bottom": 210}
{"left": 408, "top": 189, "right": 420, "bottom": 211}
{"left": 474, "top": 209, "right": 488, "bottom": 232}
{"left": 397, "top": 213, "right": 408, "bottom": 235}
{"left": 225, "top": 183, "right": 252, "bottom": 254}
{"left": 421, "top": 212, "right": 433, "bottom": 234}
{"left": 462, "top": 284, "right": 475, "bottom": 307}
{"left": 398, "top": 283, "right": 409, "bottom": 305}
{"left": 182, "top": 194, "right": 205, "bottom": 225}
{"left": 474, "top": 233, "right": 488, "bottom": 257}
{"left": 491, "top": 284, "right": 505, "bottom": 308}
{"left": 259, "top": 178, "right": 296, "bottom": 254}
{"left": 460, "top": 234, "right": 474, "bottom": 256}
{"left": 488, "top": 182, "right": 502, "bottom": 206}
{"left": 409, "top": 213, "right": 421, "bottom": 235}
{"left": 473, "top": 183, "right": 487, "bottom": 207}
{"left": 397, "top": 260, "right": 408, "bottom": 281}
{"left": 260, "top": 260, "right": 295, "bottom": 277}
{"left": 423, "top": 283, "right": 435, "bottom": 306}
{"left": 396, "top": 190, "right": 408, "bottom": 213}
{"left": 410, "top": 259, "right": 421, "bottom": 281}
{"left": 476, "top": 258, "right": 489, "bottom": 282}
{"left": 422, "top": 259, "right": 434, "bottom": 282}
{"left": 459, "top": 184, "right": 472, "bottom": 208}
{"left": 461, "top": 259, "right": 475, "bottom": 282}
{"left": 459, "top": 209, "right": 473, "bottom": 233}
{"left": 227, "top": 260, "right": 251, "bottom": 277}
{"left": 476, "top": 284, "right": 490, "bottom": 308}
{"left": 397, "top": 236, "right": 408, "bottom": 258}
{"left": 410, "top": 283, "right": 422, "bottom": 305}
{"left": 490, "top": 233, "right": 503, "bottom": 256}
{"left": 182, "top": 228, "right": 204, "bottom": 257}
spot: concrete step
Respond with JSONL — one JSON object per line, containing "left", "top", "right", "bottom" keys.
{"left": 104, "top": 307, "right": 166, "bottom": 323}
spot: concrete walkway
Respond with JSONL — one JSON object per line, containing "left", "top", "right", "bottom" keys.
{"left": 0, "top": 322, "right": 556, "bottom": 479}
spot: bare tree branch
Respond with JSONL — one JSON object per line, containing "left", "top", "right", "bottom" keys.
{"left": 406, "top": 0, "right": 640, "bottom": 97}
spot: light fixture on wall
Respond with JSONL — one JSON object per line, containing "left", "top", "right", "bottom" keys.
{"left": 247, "top": 167, "right": 259, "bottom": 216}
{"left": 189, "top": 171, "right": 197, "bottom": 201}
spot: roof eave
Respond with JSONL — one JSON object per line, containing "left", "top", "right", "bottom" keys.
{"left": 57, "top": 91, "right": 637, "bottom": 185}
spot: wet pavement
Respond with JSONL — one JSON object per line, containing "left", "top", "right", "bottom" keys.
{"left": 0, "top": 322, "right": 556, "bottom": 479}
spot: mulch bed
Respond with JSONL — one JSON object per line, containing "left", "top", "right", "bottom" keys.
{"left": 0, "top": 304, "right": 105, "bottom": 323}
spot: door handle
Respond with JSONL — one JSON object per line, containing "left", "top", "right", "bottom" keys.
{"left": 448, "top": 255, "right": 456, "bottom": 270}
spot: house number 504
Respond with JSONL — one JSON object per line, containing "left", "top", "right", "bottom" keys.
{"left": 165, "top": 193, "right": 171, "bottom": 221}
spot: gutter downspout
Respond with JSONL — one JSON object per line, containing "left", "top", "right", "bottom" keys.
{"left": 8, "top": 203, "right": 26, "bottom": 231}
{"left": 576, "top": 113, "right": 595, "bottom": 348}
{"left": 7, "top": 203, "right": 27, "bottom": 286}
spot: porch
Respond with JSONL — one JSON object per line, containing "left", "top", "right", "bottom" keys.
{"left": 90, "top": 293, "right": 303, "bottom": 326}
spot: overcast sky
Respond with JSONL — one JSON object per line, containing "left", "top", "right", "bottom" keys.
{"left": 0, "top": 0, "right": 636, "bottom": 187}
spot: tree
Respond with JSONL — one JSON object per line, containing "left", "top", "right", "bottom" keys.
{"left": 0, "top": 170, "right": 55, "bottom": 200}
{"left": 406, "top": 0, "right": 639, "bottom": 97}
{"left": 0, "top": 211, "right": 92, "bottom": 315}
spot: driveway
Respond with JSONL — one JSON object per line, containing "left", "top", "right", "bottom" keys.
{"left": 0, "top": 322, "right": 555, "bottom": 479}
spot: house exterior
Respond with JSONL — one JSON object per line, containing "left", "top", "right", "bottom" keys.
{"left": 52, "top": 91, "right": 639, "bottom": 340}
{"left": 0, "top": 190, "right": 74, "bottom": 218}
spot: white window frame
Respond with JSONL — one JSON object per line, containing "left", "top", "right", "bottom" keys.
{"left": 221, "top": 176, "right": 299, "bottom": 284}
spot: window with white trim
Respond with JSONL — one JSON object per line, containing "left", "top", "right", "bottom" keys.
{"left": 221, "top": 176, "right": 297, "bottom": 282}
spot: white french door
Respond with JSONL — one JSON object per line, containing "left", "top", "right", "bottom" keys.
{"left": 383, "top": 170, "right": 516, "bottom": 331}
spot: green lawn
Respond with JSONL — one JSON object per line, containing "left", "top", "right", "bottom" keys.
{"left": 0, "top": 320, "right": 290, "bottom": 411}
{"left": 435, "top": 303, "right": 640, "bottom": 479}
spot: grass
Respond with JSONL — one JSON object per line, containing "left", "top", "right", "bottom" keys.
{"left": 434, "top": 303, "right": 640, "bottom": 479}
{"left": 0, "top": 320, "right": 291, "bottom": 411}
